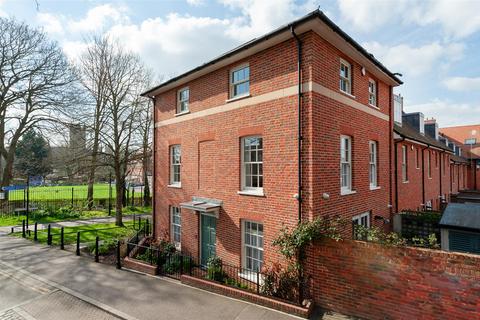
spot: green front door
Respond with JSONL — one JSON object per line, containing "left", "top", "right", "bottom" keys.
{"left": 201, "top": 214, "right": 217, "bottom": 266}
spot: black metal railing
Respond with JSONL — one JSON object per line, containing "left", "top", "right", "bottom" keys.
{"left": 124, "top": 242, "right": 308, "bottom": 306}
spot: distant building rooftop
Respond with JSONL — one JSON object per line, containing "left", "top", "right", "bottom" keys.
{"left": 440, "top": 203, "right": 480, "bottom": 232}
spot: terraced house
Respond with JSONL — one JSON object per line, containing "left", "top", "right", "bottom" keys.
{"left": 142, "top": 10, "right": 403, "bottom": 271}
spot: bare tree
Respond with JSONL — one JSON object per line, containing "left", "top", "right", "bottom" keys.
{"left": 96, "top": 38, "right": 149, "bottom": 226}
{"left": 77, "top": 36, "right": 110, "bottom": 208}
{"left": 0, "top": 18, "right": 78, "bottom": 186}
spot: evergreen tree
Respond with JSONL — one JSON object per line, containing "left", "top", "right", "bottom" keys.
{"left": 14, "top": 130, "right": 51, "bottom": 179}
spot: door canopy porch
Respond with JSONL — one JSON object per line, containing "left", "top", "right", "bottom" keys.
{"left": 180, "top": 197, "right": 222, "bottom": 218}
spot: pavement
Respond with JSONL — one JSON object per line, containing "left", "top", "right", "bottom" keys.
{"left": 0, "top": 214, "right": 151, "bottom": 235}
{"left": 0, "top": 234, "right": 354, "bottom": 320}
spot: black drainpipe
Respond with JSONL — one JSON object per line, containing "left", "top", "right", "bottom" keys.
{"left": 439, "top": 151, "right": 443, "bottom": 204}
{"left": 291, "top": 25, "right": 303, "bottom": 224}
{"left": 149, "top": 96, "right": 157, "bottom": 238}
{"left": 421, "top": 146, "right": 428, "bottom": 207}
{"left": 394, "top": 138, "right": 403, "bottom": 213}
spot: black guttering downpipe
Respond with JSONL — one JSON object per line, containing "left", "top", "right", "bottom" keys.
{"left": 291, "top": 25, "right": 302, "bottom": 224}
{"left": 149, "top": 96, "right": 157, "bottom": 238}
{"left": 394, "top": 138, "right": 404, "bottom": 213}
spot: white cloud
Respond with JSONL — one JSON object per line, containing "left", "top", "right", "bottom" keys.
{"left": 62, "top": 41, "right": 89, "bottom": 62}
{"left": 106, "top": 14, "right": 234, "bottom": 77}
{"left": 410, "top": 0, "right": 480, "bottom": 39}
{"left": 69, "top": 4, "right": 129, "bottom": 32}
{"left": 220, "top": 0, "right": 298, "bottom": 41}
{"left": 338, "top": 0, "right": 480, "bottom": 38}
{"left": 444, "top": 77, "right": 480, "bottom": 92}
{"left": 363, "top": 41, "right": 464, "bottom": 77}
{"left": 405, "top": 99, "right": 480, "bottom": 127}
{"left": 186, "top": 0, "right": 205, "bottom": 6}
{"left": 37, "top": 13, "right": 64, "bottom": 35}
{"left": 0, "top": 0, "right": 7, "bottom": 17}
{"left": 337, "top": 0, "right": 410, "bottom": 32}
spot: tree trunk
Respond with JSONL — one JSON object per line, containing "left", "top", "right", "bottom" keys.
{"left": 143, "top": 168, "right": 150, "bottom": 207}
{"left": 86, "top": 131, "right": 100, "bottom": 209}
{"left": 115, "top": 172, "right": 123, "bottom": 226}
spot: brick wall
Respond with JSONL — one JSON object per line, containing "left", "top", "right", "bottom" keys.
{"left": 305, "top": 239, "right": 480, "bottom": 320}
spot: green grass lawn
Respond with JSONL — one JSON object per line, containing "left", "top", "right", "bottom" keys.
{"left": 7, "top": 184, "right": 146, "bottom": 201}
{"left": 0, "top": 206, "right": 151, "bottom": 227}
{"left": 15, "top": 221, "right": 138, "bottom": 246}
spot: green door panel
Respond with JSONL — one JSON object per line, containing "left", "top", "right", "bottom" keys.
{"left": 201, "top": 214, "right": 217, "bottom": 266}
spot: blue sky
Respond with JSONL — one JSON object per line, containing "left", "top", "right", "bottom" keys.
{"left": 1, "top": 0, "right": 480, "bottom": 127}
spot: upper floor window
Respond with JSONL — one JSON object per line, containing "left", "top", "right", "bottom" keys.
{"left": 368, "top": 79, "right": 377, "bottom": 107}
{"left": 340, "top": 59, "right": 352, "bottom": 94}
{"left": 402, "top": 145, "right": 408, "bottom": 182}
{"left": 170, "top": 206, "right": 181, "bottom": 249}
{"left": 230, "top": 65, "right": 250, "bottom": 99}
{"left": 369, "top": 141, "right": 378, "bottom": 188}
{"left": 415, "top": 147, "right": 420, "bottom": 169}
{"left": 177, "top": 87, "right": 189, "bottom": 114}
{"left": 170, "top": 145, "right": 181, "bottom": 186}
{"left": 241, "top": 136, "right": 263, "bottom": 192}
{"left": 341, "top": 135, "right": 352, "bottom": 193}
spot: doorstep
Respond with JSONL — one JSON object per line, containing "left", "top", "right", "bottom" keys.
{"left": 180, "top": 274, "right": 313, "bottom": 319}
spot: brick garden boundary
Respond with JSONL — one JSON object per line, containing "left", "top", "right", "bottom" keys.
{"left": 305, "top": 239, "right": 480, "bottom": 320}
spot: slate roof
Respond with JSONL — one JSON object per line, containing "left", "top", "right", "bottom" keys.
{"left": 439, "top": 203, "right": 480, "bottom": 232}
{"left": 394, "top": 123, "right": 453, "bottom": 152}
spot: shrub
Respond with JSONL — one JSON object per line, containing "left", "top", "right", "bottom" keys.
{"left": 55, "top": 206, "right": 80, "bottom": 219}
{"left": 89, "top": 239, "right": 117, "bottom": 255}
{"left": 262, "top": 262, "right": 301, "bottom": 301}
{"left": 206, "top": 256, "right": 227, "bottom": 282}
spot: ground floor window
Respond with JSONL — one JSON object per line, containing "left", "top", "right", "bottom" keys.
{"left": 171, "top": 206, "right": 181, "bottom": 249}
{"left": 242, "top": 220, "right": 264, "bottom": 272}
{"left": 352, "top": 212, "right": 370, "bottom": 240}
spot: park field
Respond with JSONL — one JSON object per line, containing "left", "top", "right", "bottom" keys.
{"left": 7, "top": 184, "right": 145, "bottom": 201}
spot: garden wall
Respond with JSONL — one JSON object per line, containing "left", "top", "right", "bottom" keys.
{"left": 305, "top": 239, "right": 480, "bottom": 320}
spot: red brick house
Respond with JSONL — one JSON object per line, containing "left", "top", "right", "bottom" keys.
{"left": 440, "top": 124, "right": 480, "bottom": 191}
{"left": 142, "top": 10, "right": 402, "bottom": 270}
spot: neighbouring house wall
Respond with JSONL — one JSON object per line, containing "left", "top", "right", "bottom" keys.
{"left": 305, "top": 239, "right": 480, "bottom": 320}
{"left": 395, "top": 141, "right": 423, "bottom": 211}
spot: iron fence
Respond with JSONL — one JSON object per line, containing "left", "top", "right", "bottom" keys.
{"left": 124, "top": 242, "right": 308, "bottom": 306}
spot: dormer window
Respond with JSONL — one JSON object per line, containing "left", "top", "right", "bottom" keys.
{"left": 368, "top": 79, "right": 377, "bottom": 107}
{"left": 177, "top": 87, "right": 189, "bottom": 114}
{"left": 340, "top": 59, "right": 352, "bottom": 94}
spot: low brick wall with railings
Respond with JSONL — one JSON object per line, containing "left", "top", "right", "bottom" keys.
{"left": 180, "top": 275, "right": 313, "bottom": 318}
{"left": 305, "top": 239, "right": 480, "bottom": 320}
{"left": 123, "top": 257, "right": 157, "bottom": 275}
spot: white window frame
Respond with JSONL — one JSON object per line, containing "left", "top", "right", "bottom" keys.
{"left": 230, "top": 64, "right": 250, "bottom": 99}
{"left": 402, "top": 145, "right": 408, "bottom": 182}
{"left": 176, "top": 87, "right": 189, "bottom": 114}
{"left": 170, "top": 206, "right": 181, "bottom": 250}
{"left": 241, "top": 220, "right": 264, "bottom": 275}
{"left": 240, "top": 136, "right": 263, "bottom": 194}
{"left": 339, "top": 59, "right": 352, "bottom": 94}
{"left": 352, "top": 212, "right": 370, "bottom": 228}
{"left": 369, "top": 141, "right": 378, "bottom": 188}
{"left": 368, "top": 79, "right": 377, "bottom": 107}
{"left": 169, "top": 145, "right": 181, "bottom": 186}
{"left": 340, "top": 135, "right": 353, "bottom": 193}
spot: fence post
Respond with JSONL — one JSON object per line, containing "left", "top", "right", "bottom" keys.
{"left": 180, "top": 255, "right": 184, "bottom": 275}
{"left": 189, "top": 256, "right": 193, "bottom": 276}
{"left": 34, "top": 222, "right": 38, "bottom": 241}
{"left": 11, "top": 227, "right": 13, "bottom": 234}
{"left": 22, "top": 220, "right": 25, "bottom": 238}
{"left": 145, "top": 219, "right": 149, "bottom": 235}
{"left": 138, "top": 217, "right": 142, "bottom": 231}
{"left": 256, "top": 271, "right": 260, "bottom": 294}
{"left": 133, "top": 213, "right": 136, "bottom": 229}
{"left": 47, "top": 224, "right": 51, "bottom": 245}
{"left": 95, "top": 236, "right": 99, "bottom": 263}
{"left": 26, "top": 178, "right": 29, "bottom": 228}
{"left": 60, "top": 227, "right": 64, "bottom": 250}
{"left": 76, "top": 232, "right": 80, "bottom": 256}
{"left": 116, "top": 240, "right": 121, "bottom": 269}
{"left": 71, "top": 187, "right": 74, "bottom": 207}
{"left": 156, "top": 249, "right": 161, "bottom": 274}
{"left": 131, "top": 188, "right": 135, "bottom": 207}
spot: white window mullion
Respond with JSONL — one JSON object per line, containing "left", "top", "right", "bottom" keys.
{"left": 369, "top": 141, "right": 378, "bottom": 188}
{"left": 171, "top": 206, "right": 181, "bottom": 249}
{"left": 170, "top": 145, "right": 181, "bottom": 186}
{"left": 341, "top": 135, "right": 352, "bottom": 193}
{"left": 241, "top": 136, "right": 263, "bottom": 192}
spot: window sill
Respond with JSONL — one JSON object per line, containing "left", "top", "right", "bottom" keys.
{"left": 369, "top": 104, "right": 380, "bottom": 110}
{"left": 174, "top": 111, "right": 190, "bottom": 117}
{"left": 238, "top": 271, "right": 263, "bottom": 285}
{"left": 237, "top": 189, "right": 265, "bottom": 197}
{"left": 339, "top": 90, "right": 356, "bottom": 99}
{"left": 167, "top": 183, "right": 182, "bottom": 189}
{"left": 369, "top": 186, "right": 381, "bottom": 190}
{"left": 340, "top": 189, "right": 357, "bottom": 196}
{"left": 226, "top": 94, "right": 250, "bottom": 103}
{"left": 402, "top": 181, "right": 409, "bottom": 184}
